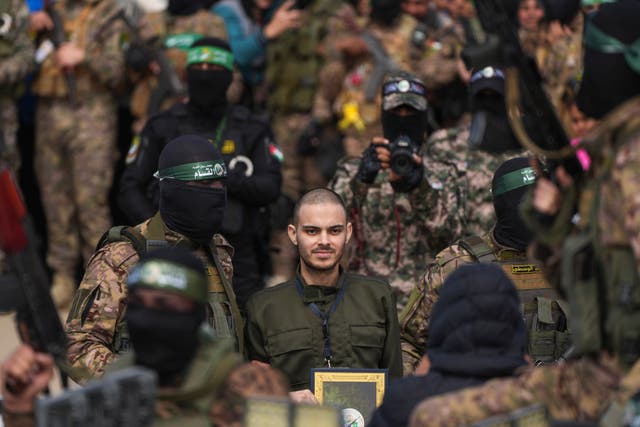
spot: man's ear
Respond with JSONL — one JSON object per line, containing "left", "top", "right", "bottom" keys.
{"left": 346, "top": 222, "right": 353, "bottom": 244}
{"left": 287, "top": 224, "right": 298, "bottom": 246}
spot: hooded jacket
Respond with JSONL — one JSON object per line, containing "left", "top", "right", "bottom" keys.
{"left": 369, "top": 263, "right": 527, "bottom": 427}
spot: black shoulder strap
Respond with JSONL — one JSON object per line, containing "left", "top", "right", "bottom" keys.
{"left": 95, "top": 225, "right": 148, "bottom": 257}
{"left": 458, "top": 235, "right": 497, "bottom": 263}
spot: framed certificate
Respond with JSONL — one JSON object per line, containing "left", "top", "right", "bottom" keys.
{"left": 311, "top": 368, "right": 387, "bottom": 426}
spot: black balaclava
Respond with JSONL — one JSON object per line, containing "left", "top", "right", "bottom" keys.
{"left": 125, "top": 247, "right": 207, "bottom": 386}
{"left": 186, "top": 37, "right": 233, "bottom": 115}
{"left": 468, "top": 67, "right": 521, "bottom": 153}
{"left": 168, "top": 0, "right": 203, "bottom": 15}
{"left": 381, "top": 109, "right": 428, "bottom": 144}
{"left": 158, "top": 135, "right": 227, "bottom": 245}
{"left": 491, "top": 157, "right": 535, "bottom": 251}
{"left": 576, "top": 0, "right": 640, "bottom": 119}
{"left": 427, "top": 263, "right": 527, "bottom": 378}
{"left": 370, "top": 0, "right": 402, "bottom": 26}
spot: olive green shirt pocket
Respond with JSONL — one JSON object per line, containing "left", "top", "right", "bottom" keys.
{"left": 266, "top": 328, "right": 314, "bottom": 390}
{"left": 350, "top": 323, "right": 385, "bottom": 368}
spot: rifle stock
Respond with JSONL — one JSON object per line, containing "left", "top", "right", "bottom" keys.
{"left": 0, "top": 163, "right": 69, "bottom": 390}
{"left": 101, "top": 8, "right": 184, "bottom": 116}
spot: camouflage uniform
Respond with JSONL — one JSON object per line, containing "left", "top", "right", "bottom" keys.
{"left": 0, "top": 0, "right": 33, "bottom": 170}
{"left": 410, "top": 93, "right": 640, "bottom": 427}
{"left": 329, "top": 149, "right": 463, "bottom": 306}
{"left": 409, "top": 355, "right": 633, "bottom": 426}
{"left": 332, "top": 13, "right": 419, "bottom": 158}
{"left": 31, "top": 0, "right": 126, "bottom": 293}
{"left": 410, "top": 13, "right": 465, "bottom": 92}
{"left": 266, "top": 0, "right": 342, "bottom": 200}
{"left": 399, "top": 231, "right": 554, "bottom": 374}
{"left": 426, "top": 125, "right": 527, "bottom": 236}
{"left": 0, "top": 0, "right": 33, "bottom": 275}
{"left": 129, "top": 9, "right": 233, "bottom": 133}
{"left": 265, "top": 0, "right": 342, "bottom": 284}
{"left": 65, "top": 213, "right": 237, "bottom": 382}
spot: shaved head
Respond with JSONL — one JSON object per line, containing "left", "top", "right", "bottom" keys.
{"left": 292, "top": 188, "right": 348, "bottom": 226}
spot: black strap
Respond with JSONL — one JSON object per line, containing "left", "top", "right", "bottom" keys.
{"left": 294, "top": 276, "right": 347, "bottom": 367}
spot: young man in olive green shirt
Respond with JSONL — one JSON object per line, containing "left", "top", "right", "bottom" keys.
{"left": 245, "top": 188, "right": 403, "bottom": 402}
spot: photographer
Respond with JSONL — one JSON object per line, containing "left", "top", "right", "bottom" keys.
{"left": 331, "top": 71, "right": 464, "bottom": 309}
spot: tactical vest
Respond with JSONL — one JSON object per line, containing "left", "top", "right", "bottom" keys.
{"left": 459, "top": 235, "right": 572, "bottom": 364}
{"left": 95, "top": 214, "right": 244, "bottom": 355}
{"left": 265, "top": 0, "right": 333, "bottom": 113}
{"left": 560, "top": 112, "right": 640, "bottom": 366}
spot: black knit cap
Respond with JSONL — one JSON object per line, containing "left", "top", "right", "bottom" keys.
{"left": 427, "top": 263, "right": 527, "bottom": 378}
{"left": 576, "top": 0, "right": 640, "bottom": 119}
{"left": 158, "top": 134, "right": 224, "bottom": 172}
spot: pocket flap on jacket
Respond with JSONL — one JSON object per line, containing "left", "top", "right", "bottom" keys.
{"left": 267, "top": 328, "right": 313, "bottom": 357}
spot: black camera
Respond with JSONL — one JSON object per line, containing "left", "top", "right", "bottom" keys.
{"left": 389, "top": 135, "right": 420, "bottom": 178}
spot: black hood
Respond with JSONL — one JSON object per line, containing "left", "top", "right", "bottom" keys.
{"left": 427, "top": 263, "right": 527, "bottom": 378}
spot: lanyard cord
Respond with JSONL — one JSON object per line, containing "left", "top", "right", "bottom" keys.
{"left": 294, "top": 277, "right": 347, "bottom": 367}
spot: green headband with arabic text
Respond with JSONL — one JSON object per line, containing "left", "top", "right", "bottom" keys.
{"left": 127, "top": 260, "right": 208, "bottom": 303}
{"left": 492, "top": 167, "right": 536, "bottom": 196}
{"left": 154, "top": 160, "right": 227, "bottom": 181}
{"left": 186, "top": 46, "right": 234, "bottom": 71}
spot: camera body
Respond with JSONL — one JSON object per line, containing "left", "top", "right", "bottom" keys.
{"left": 388, "top": 135, "right": 421, "bottom": 178}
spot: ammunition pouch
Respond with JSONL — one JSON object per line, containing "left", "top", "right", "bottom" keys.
{"left": 602, "top": 247, "right": 640, "bottom": 366}
{"left": 523, "top": 297, "right": 572, "bottom": 364}
{"left": 561, "top": 231, "right": 602, "bottom": 356}
{"left": 461, "top": 235, "right": 572, "bottom": 363}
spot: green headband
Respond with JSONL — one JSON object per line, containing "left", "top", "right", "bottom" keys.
{"left": 492, "top": 167, "right": 536, "bottom": 196}
{"left": 186, "top": 46, "right": 234, "bottom": 71}
{"left": 127, "top": 260, "right": 208, "bottom": 303}
{"left": 584, "top": 19, "right": 640, "bottom": 74}
{"left": 154, "top": 160, "right": 227, "bottom": 181}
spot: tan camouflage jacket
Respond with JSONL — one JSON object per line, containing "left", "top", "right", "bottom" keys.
{"left": 31, "top": 0, "right": 127, "bottom": 99}
{"left": 65, "top": 214, "right": 235, "bottom": 383}
{"left": 329, "top": 151, "right": 463, "bottom": 300}
{"left": 426, "top": 125, "right": 528, "bottom": 236}
{"left": 398, "top": 231, "right": 523, "bottom": 374}
{"left": 409, "top": 354, "right": 636, "bottom": 426}
{"left": 0, "top": 0, "right": 33, "bottom": 89}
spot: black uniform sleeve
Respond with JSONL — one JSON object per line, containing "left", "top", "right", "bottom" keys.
{"left": 117, "top": 117, "right": 166, "bottom": 224}
{"left": 225, "top": 121, "right": 282, "bottom": 206}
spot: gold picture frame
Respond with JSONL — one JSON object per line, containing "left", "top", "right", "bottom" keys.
{"left": 311, "top": 368, "right": 387, "bottom": 426}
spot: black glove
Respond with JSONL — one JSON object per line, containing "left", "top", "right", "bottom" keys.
{"left": 125, "top": 42, "right": 154, "bottom": 73}
{"left": 390, "top": 164, "right": 424, "bottom": 193}
{"left": 297, "top": 119, "right": 323, "bottom": 157}
{"left": 356, "top": 144, "right": 382, "bottom": 184}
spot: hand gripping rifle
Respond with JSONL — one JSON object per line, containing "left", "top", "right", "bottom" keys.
{"left": 0, "top": 137, "right": 70, "bottom": 393}
{"left": 98, "top": 6, "right": 185, "bottom": 116}
{"left": 44, "top": 0, "right": 78, "bottom": 107}
{"left": 464, "top": 0, "right": 583, "bottom": 178}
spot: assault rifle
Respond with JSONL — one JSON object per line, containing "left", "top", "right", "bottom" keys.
{"left": 44, "top": 1, "right": 78, "bottom": 107}
{"left": 35, "top": 367, "right": 157, "bottom": 427}
{"left": 465, "top": 0, "right": 582, "bottom": 178}
{"left": 99, "top": 6, "right": 184, "bottom": 116}
{"left": 0, "top": 137, "right": 69, "bottom": 392}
